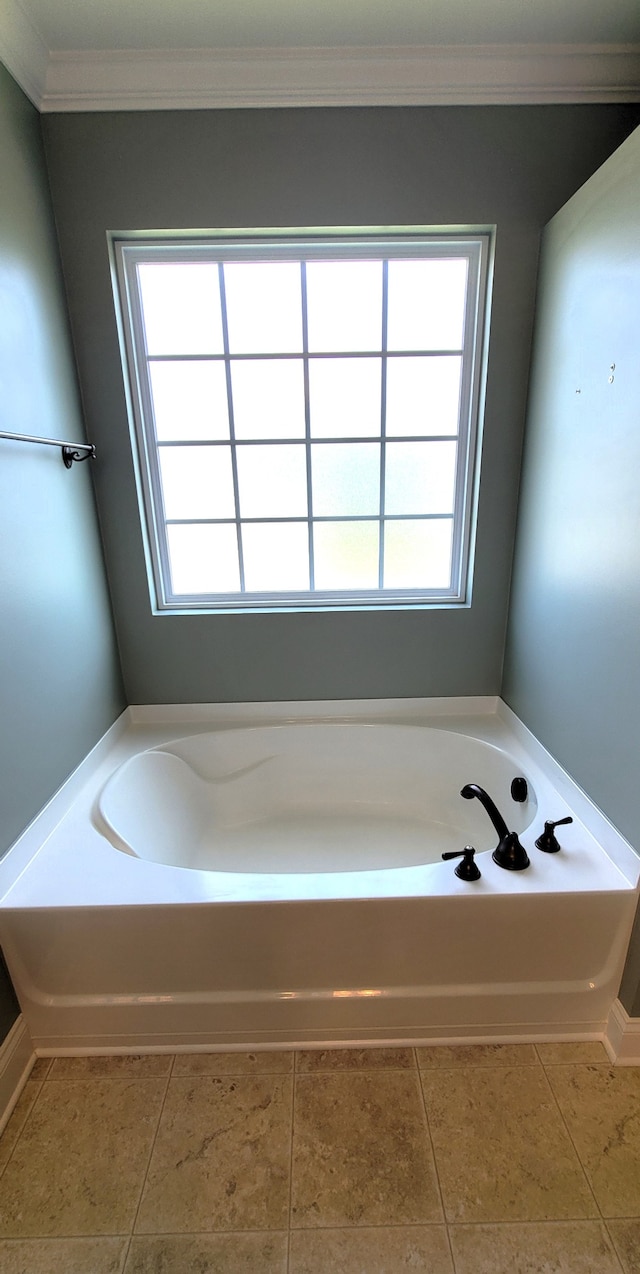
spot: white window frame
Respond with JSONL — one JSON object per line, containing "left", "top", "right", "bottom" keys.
{"left": 111, "top": 228, "right": 492, "bottom": 613}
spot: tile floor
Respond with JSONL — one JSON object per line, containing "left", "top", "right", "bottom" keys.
{"left": 0, "top": 1042, "right": 639, "bottom": 1271}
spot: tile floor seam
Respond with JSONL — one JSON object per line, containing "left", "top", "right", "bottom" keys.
{"left": 286, "top": 1057, "right": 297, "bottom": 1274}
{"left": 445, "top": 1217, "right": 626, "bottom": 1229}
{"left": 123, "top": 1064, "right": 174, "bottom": 1264}
{"left": 0, "top": 1075, "right": 46, "bottom": 1184}
{"left": 289, "top": 1221, "right": 452, "bottom": 1231}
{"left": 130, "top": 1223, "right": 296, "bottom": 1236}
{"left": 604, "top": 1219, "right": 636, "bottom": 1274}
{"left": 32, "top": 1058, "right": 53, "bottom": 1079}
{"left": 118, "top": 1237, "right": 129, "bottom": 1274}
{"left": 416, "top": 1060, "right": 451, "bottom": 1248}
{"left": 539, "top": 1060, "right": 611, "bottom": 1065}
{"left": 602, "top": 1214, "right": 640, "bottom": 1221}
{"left": 539, "top": 1062, "right": 604, "bottom": 1219}
{"left": 0, "top": 1231, "right": 131, "bottom": 1241}
{"left": 295, "top": 1066, "right": 418, "bottom": 1074}
{"left": 417, "top": 1063, "right": 542, "bottom": 1072}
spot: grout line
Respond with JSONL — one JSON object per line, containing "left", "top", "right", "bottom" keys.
{"left": 538, "top": 1062, "right": 602, "bottom": 1219}
{"left": 0, "top": 1072, "right": 47, "bottom": 1183}
{"left": 32, "top": 1058, "right": 53, "bottom": 1079}
{"left": 294, "top": 1066, "right": 416, "bottom": 1076}
{"left": 415, "top": 1050, "right": 454, "bottom": 1265}
{"left": 286, "top": 1055, "right": 298, "bottom": 1272}
{"left": 275, "top": 1221, "right": 451, "bottom": 1231}
{"left": 117, "top": 1232, "right": 129, "bottom": 1274}
{"left": 440, "top": 1218, "right": 625, "bottom": 1228}
{"left": 0, "top": 1227, "right": 294, "bottom": 1240}
{"left": 416, "top": 1062, "right": 541, "bottom": 1073}
{"left": 122, "top": 1060, "right": 174, "bottom": 1266}
{"left": 603, "top": 1220, "right": 634, "bottom": 1274}
{"left": 534, "top": 1061, "right": 611, "bottom": 1068}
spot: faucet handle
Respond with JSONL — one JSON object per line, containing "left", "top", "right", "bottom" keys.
{"left": 442, "top": 845, "right": 481, "bottom": 881}
{"left": 535, "top": 817, "right": 573, "bottom": 853}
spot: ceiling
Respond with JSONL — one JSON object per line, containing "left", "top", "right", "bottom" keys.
{"left": 2, "top": 0, "right": 640, "bottom": 111}
{"left": 15, "top": 0, "right": 640, "bottom": 52}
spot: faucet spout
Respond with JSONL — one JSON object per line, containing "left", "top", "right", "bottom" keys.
{"left": 460, "top": 783, "right": 530, "bottom": 871}
{"left": 460, "top": 783, "right": 510, "bottom": 841}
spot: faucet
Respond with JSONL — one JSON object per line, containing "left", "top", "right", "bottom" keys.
{"left": 460, "top": 783, "right": 530, "bottom": 871}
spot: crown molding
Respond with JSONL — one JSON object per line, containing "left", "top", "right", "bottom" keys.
{"left": 39, "top": 43, "right": 640, "bottom": 112}
{"left": 0, "top": 0, "right": 48, "bottom": 106}
{"left": 1, "top": 7, "right": 639, "bottom": 114}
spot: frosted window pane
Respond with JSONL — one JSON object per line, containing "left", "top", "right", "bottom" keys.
{"left": 314, "top": 522, "right": 379, "bottom": 590}
{"left": 385, "top": 441, "right": 457, "bottom": 515}
{"left": 138, "top": 263, "right": 223, "bottom": 356}
{"left": 236, "top": 444, "right": 307, "bottom": 519}
{"left": 150, "top": 361, "right": 229, "bottom": 441}
{"left": 312, "top": 443, "right": 380, "bottom": 516}
{"left": 242, "top": 522, "right": 310, "bottom": 592}
{"left": 159, "top": 446, "right": 236, "bottom": 519}
{"left": 387, "top": 259, "right": 468, "bottom": 351}
{"left": 309, "top": 358, "right": 381, "bottom": 438}
{"left": 384, "top": 519, "right": 453, "bottom": 589}
{"left": 306, "top": 261, "right": 382, "bottom": 352}
{"left": 231, "top": 360, "right": 305, "bottom": 439}
{"left": 224, "top": 263, "right": 302, "bottom": 354}
{"left": 167, "top": 523, "right": 239, "bottom": 594}
{"left": 386, "top": 356, "right": 462, "bottom": 437}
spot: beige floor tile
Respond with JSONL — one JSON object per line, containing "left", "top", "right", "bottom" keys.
{"left": 547, "top": 1065, "right": 640, "bottom": 1217}
{"left": 420, "top": 1066, "right": 597, "bottom": 1223}
{"left": 289, "top": 1225, "right": 454, "bottom": 1272}
{"left": 0, "top": 1237, "right": 127, "bottom": 1273}
{"left": 125, "top": 1232, "right": 288, "bottom": 1272}
{"left": 449, "top": 1221, "right": 623, "bottom": 1273}
{"left": 172, "top": 1051, "right": 293, "bottom": 1076}
{"left": 291, "top": 1071, "right": 442, "bottom": 1228}
{"left": 49, "top": 1054, "right": 173, "bottom": 1078}
{"left": 607, "top": 1219, "right": 640, "bottom": 1274}
{"left": 416, "top": 1044, "right": 538, "bottom": 1068}
{"left": 135, "top": 1075, "right": 292, "bottom": 1234}
{"left": 0, "top": 1078, "right": 166, "bottom": 1237}
{"left": 0, "top": 1078, "right": 42, "bottom": 1175}
{"left": 296, "top": 1047, "right": 415, "bottom": 1072}
{"left": 536, "top": 1041, "right": 610, "bottom": 1064}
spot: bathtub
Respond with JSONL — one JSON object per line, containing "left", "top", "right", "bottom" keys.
{"left": 0, "top": 697, "right": 637, "bottom": 1054}
{"left": 96, "top": 723, "right": 538, "bottom": 874}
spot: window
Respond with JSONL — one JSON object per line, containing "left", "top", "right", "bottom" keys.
{"left": 112, "top": 230, "right": 491, "bottom": 612}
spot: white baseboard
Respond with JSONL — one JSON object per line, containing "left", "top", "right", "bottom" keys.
{"left": 0, "top": 1016, "right": 36, "bottom": 1134}
{"left": 2, "top": 1005, "right": 636, "bottom": 1071}
{"left": 604, "top": 999, "right": 640, "bottom": 1064}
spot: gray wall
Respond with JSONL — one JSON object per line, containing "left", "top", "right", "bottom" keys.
{"left": 502, "top": 125, "right": 640, "bottom": 1014}
{"left": 41, "top": 105, "right": 640, "bottom": 705}
{"left": 0, "top": 63, "right": 125, "bottom": 1036}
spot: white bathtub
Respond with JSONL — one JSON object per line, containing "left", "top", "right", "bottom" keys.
{"left": 96, "top": 724, "right": 538, "bottom": 874}
{"left": 0, "top": 698, "right": 637, "bottom": 1054}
